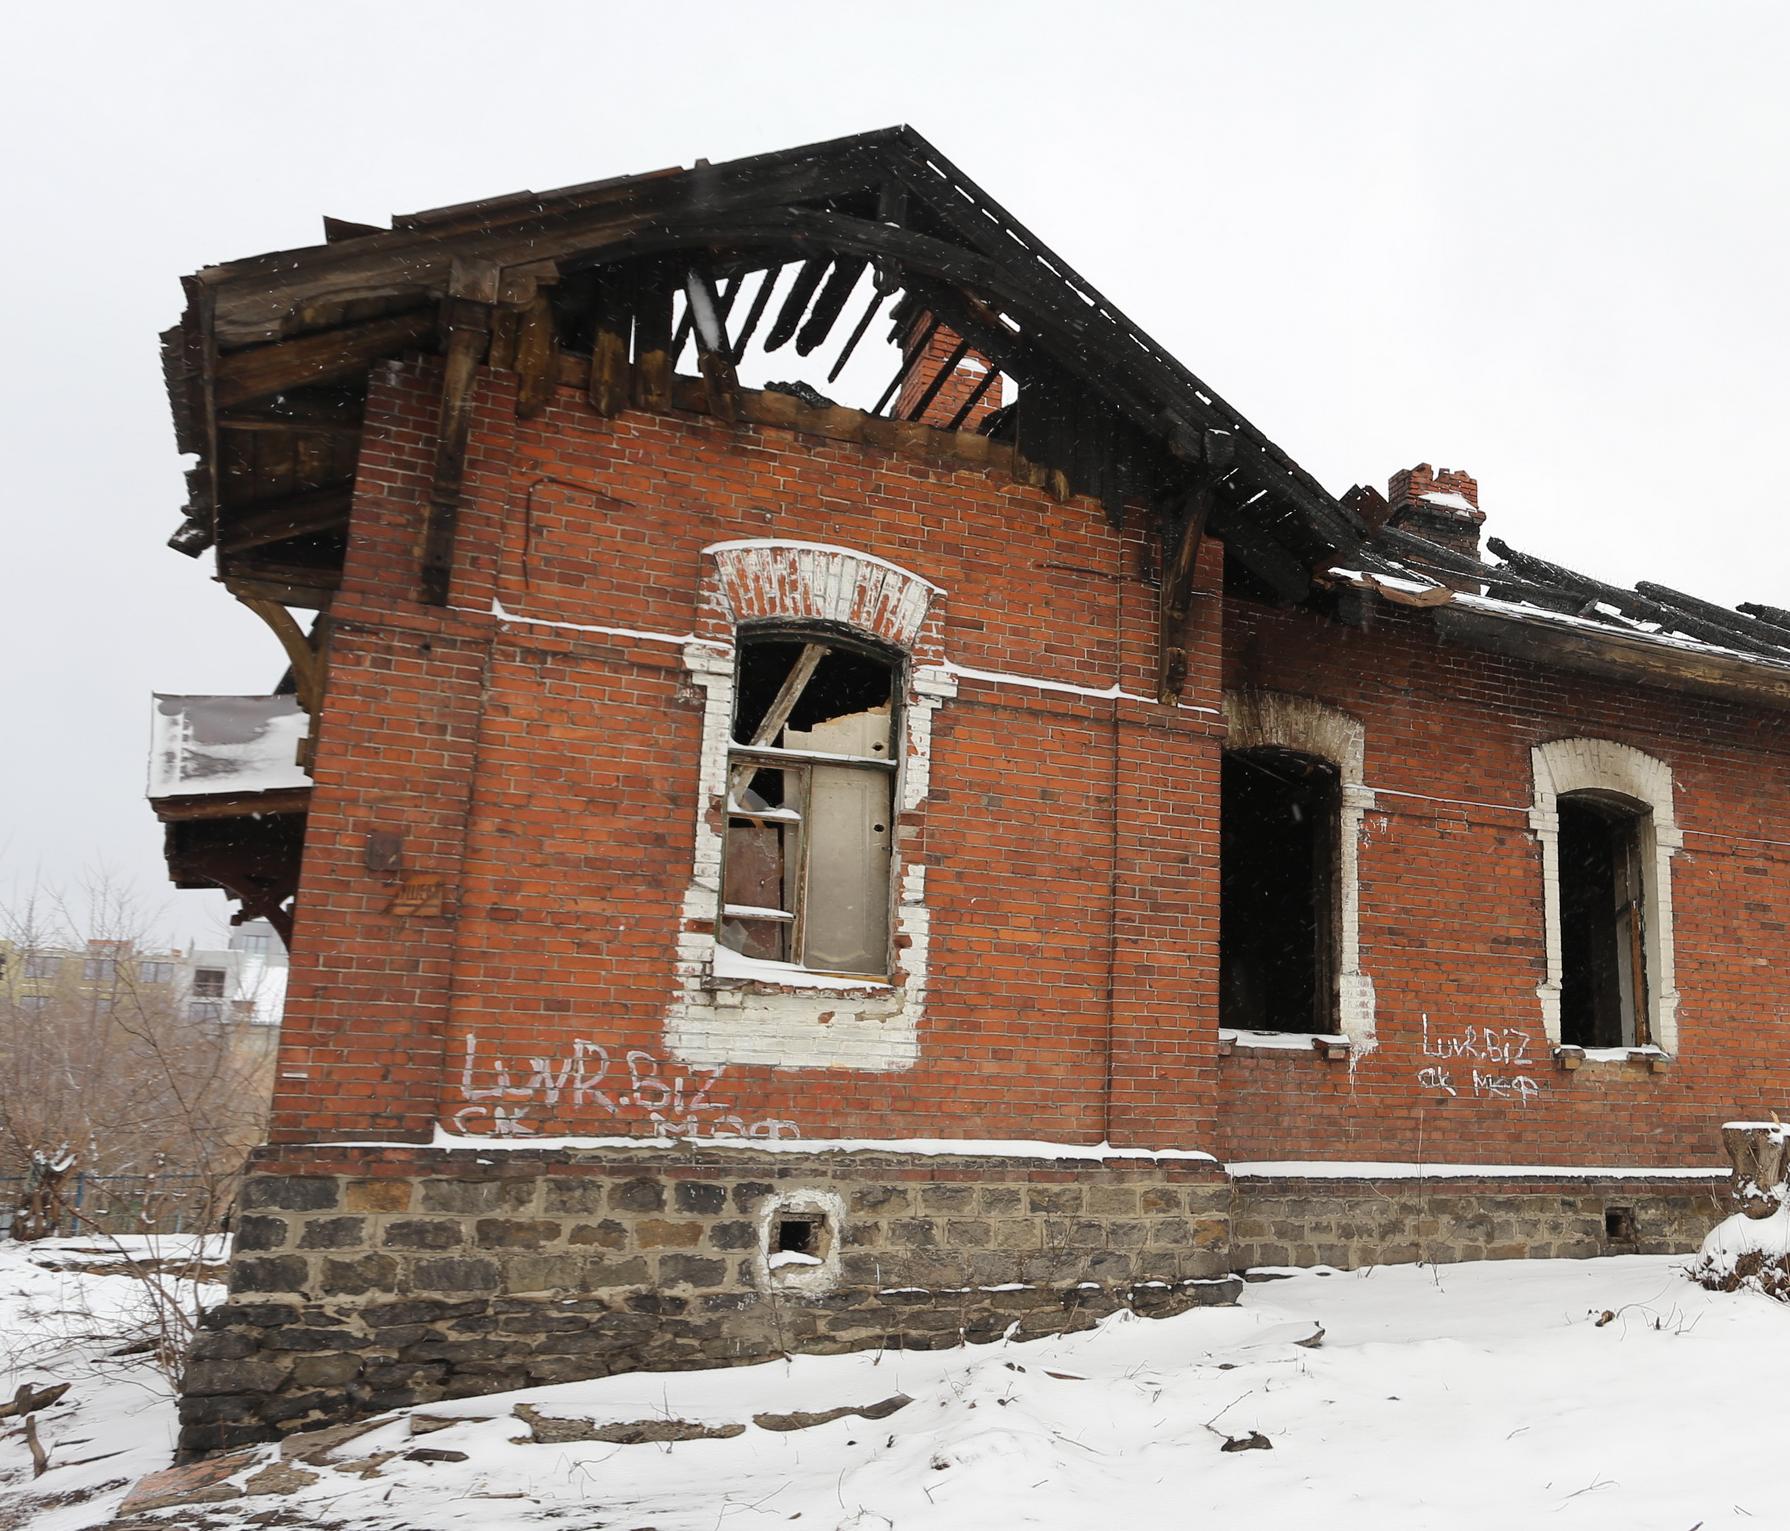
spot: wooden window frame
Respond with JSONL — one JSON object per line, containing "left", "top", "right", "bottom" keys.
{"left": 719, "top": 627, "right": 904, "bottom": 981}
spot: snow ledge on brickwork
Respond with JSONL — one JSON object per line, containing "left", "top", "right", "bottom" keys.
{"left": 1229, "top": 1160, "right": 1727, "bottom": 1180}
{"left": 1220, "top": 1028, "right": 1348, "bottom": 1051}
{"left": 401, "top": 1130, "right": 1220, "bottom": 1162}
{"left": 147, "top": 694, "right": 310, "bottom": 798}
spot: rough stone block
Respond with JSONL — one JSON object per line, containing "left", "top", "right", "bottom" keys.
{"left": 383, "top": 1220, "right": 465, "bottom": 1251}
{"left": 543, "top": 1179, "right": 608, "bottom": 1214}
{"left": 675, "top": 1181, "right": 728, "bottom": 1214}
{"left": 707, "top": 1219, "right": 756, "bottom": 1250}
{"left": 920, "top": 1184, "right": 976, "bottom": 1213}
{"left": 977, "top": 1186, "right": 1023, "bottom": 1215}
{"left": 233, "top": 1215, "right": 289, "bottom": 1252}
{"left": 732, "top": 1180, "right": 776, "bottom": 1212}
{"left": 344, "top": 1179, "right": 412, "bottom": 1213}
{"left": 475, "top": 1218, "right": 563, "bottom": 1250}
{"left": 411, "top": 1257, "right": 503, "bottom": 1293}
{"left": 419, "top": 1178, "right": 537, "bottom": 1215}
{"left": 658, "top": 1254, "right": 728, "bottom": 1288}
{"left": 850, "top": 1184, "right": 911, "bottom": 1213}
{"left": 230, "top": 1256, "right": 310, "bottom": 1295}
{"left": 568, "top": 1219, "right": 628, "bottom": 1248}
{"left": 184, "top": 1355, "right": 294, "bottom": 1397}
{"left": 242, "top": 1176, "right": 340, "bottom": 1213}
{"left": 298, "top": 1217, "right": 366, "bottom": 1251}
{"left": 611, "top": 1178, "right": 667, "bottom": 1213}
{"left": 636, "top": 1219, "right": 703, "bottom": 1249}
{"left": 1027, "top": 1186, "right": 1084, "bottom": 1214}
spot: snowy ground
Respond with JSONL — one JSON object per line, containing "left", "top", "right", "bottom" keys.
{"left": 1, "top": 1240, "right": 1781, "bottom": 1529}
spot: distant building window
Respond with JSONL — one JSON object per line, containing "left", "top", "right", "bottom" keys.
{"left": 188, "top": 1000, "right": 224, "bottom": 1023}
{"left": 93, "top": 994, "right": 115, "bottom": 1015}
{"left": 192, "top": 968, "right": 227, "bottom": 999}
{"left": 23, "top": 955, "right": 58, "bottom": 980}
{"left": 231, "top": 929, "right": 273, "bottom": 955}
{"left": 139, "top": 961, "right": 175, "bottom": 984}
{"left": 17, "top": 994, "right": 49, "bottom": 1014}
{"left": 83, "top": 957, "right": 117, "bottom": 982}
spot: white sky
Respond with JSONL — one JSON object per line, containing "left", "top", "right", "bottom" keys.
{"left": 4, "top": 1, "right": 1787, "bottom": 944}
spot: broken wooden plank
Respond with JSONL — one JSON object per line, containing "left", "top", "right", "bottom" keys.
{"left": 213, "top": 309, "right": 436, "bottom": 409}
{"left": 727, "top": 643, "right": 827, "bottom": 801}
{"left": 632, "top": 263, "right": 676, "bottom": 411}
{"left": 763, "top": 257, "right": 830, "bottom": 352}
{"left": 588, "top": 268, "right": 635, "bottom": 417}
{"left": 796, "top": 257, "right": 867, "bottom": 356}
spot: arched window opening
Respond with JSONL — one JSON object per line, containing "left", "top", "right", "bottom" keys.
{"left": 1558, "top": 791, "right": 1652, "bottom": 1049}
{"left": 721, "top": 632, "right": 899, "bottom": 978}
{"left": 1220, "top": 746, "right": 1341, "bottom": 1034}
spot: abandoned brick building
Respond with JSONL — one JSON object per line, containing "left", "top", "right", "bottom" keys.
{"left": 151, "top": 128, "right": 1790, "bottom": 1450}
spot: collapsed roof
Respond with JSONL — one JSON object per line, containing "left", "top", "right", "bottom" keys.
{"left": 160, "top": 124, "right": 1789, "bottom": 712}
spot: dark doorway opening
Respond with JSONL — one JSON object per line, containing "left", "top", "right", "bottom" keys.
{"left": 1558, "top": 794, "right": 1650, "bottom": 1049}
{"left": 1220, "top": 747, "right": 1340, "bottom": 1034}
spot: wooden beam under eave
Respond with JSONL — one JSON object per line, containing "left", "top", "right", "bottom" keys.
{"left": 213, "top": 308, "right": 437, "bottom": 409}
{"left": 1156, "top": 481, "right": 1213, "bottom": 704}
{"left": 420, "top": 302, "right": 491, "bottom": 605}
{"left": 216, "top": 484, "right": 353, "bottom": 554}
{"left": 513, "top": 293, "right": 558, "bottom": 417}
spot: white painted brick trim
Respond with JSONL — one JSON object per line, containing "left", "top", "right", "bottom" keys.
{"left": 1223, "top": 689, "right": 1378, "bottom": 1048}
{"left": 1528, "top": 737, "right": 1680, "bottom": 1054}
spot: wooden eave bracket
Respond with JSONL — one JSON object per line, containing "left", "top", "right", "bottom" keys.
{"left": 1156, "top": 479, "right": 1213, "bottom": 704}
{"left": 420, "top": 295, "right": 494, "bottom": 605}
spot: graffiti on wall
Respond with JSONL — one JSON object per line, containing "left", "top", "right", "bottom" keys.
{"left": 448, "top": 1034, "right": 800, "bottom": 1140}
{"left": 1416, "top": 1015, "right": 1542, "bottom": 1106}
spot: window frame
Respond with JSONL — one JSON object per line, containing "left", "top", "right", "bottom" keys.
{"left": 719, "top": 624, "right": 905, "bottom": 981}
{"left": 1529, "top": 738, "right": 1681, "bottom": 1058}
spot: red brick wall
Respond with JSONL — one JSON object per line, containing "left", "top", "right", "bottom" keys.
{"left": 275, "top": 358, "right": 1223, "bottom": 1149}
{"left": 274, "top": 355, "right": 1789, "bottom": 1169}
{"left": 1218, "top": 597, "right": 1790, "bottom": 1167}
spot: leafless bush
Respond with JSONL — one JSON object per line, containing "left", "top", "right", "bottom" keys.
{"left": 0, "top": 877, "right": 274, "bottom": 1240}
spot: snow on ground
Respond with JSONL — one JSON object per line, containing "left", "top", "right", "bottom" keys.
{"left": 0, "top": 1236, "right": 225, "bottom": 1531}
{"left": 3, "top": 1245, "right": 1785, "bottom": 1529}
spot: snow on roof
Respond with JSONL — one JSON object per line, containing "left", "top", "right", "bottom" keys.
{"left": 147, "top": 694, "right": 310, "bottom": 799}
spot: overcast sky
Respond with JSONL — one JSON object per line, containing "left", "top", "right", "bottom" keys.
{"left": 4, "top": 1, "right": 1787, "bottom": 946}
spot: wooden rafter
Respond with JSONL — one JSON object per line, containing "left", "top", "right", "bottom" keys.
{"left": 213, "top": 309, "right": 435, "bottom": 409}
{"left": 216, "top": 484, "right": 352, "bottom": 554}
{"left": 420, "top": 298, "right": 491, "bottom": 605}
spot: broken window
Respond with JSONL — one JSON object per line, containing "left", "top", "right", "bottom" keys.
{"left": 1558, "top": 792, "right": 1651, "bottom": 1049}
{"left": 1220, "top": 747, "right": 1341, "bottom": 1034}
{"left": 720, "top": 633, "right": 898, "bottom": 978}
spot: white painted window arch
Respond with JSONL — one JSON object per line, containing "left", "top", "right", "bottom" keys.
{"left": 1528, "top": 737, "right": 1681, "bottom": 1055}
{"left": 1221, "top": 689, "right": 1377, "bottom": 1047}
{"left": 664, "top": 539, "right": 954, "bottom": 1073}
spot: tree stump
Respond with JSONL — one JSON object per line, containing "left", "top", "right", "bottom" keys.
{"left": 1721, "top": 1122, "right": 1790, "bottom": 1219}
{"left": 1691, "top": 1122, "right": 1790, "bottom": 1300}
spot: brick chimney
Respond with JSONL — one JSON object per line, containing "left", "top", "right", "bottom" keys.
{"left": 895, "top": 318, "right": 1002, "bottom": 430}
{"left": 1386, "top": 463, "right": 1484, "bottom": 558}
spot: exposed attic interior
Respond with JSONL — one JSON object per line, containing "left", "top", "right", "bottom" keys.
{"left": 162, "top": 126, "right": 1408, "bottom": 719}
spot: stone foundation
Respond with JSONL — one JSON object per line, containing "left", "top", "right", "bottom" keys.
{"left": 1230, "top": 1169, "right": 1727, "bottom": 1269}
{"left": 181, "top": 1143, "right": 1237, "bottom": 1455}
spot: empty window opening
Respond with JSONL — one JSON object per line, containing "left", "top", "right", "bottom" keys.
{"left": 1604, "top": 1206, "right": 1637, "bottom": 1243}
{"left": 1220, "top": 747, "right": 1341, "bottom": 1034}
{"left": 722, "top": 633, "right": 898, "bottom": 978}
{"left": 1558, "top": 794, "right": 1651, "bottom": 1049}
{"left": 769, "top": 1212, "right": 830, "bottom": 1273}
